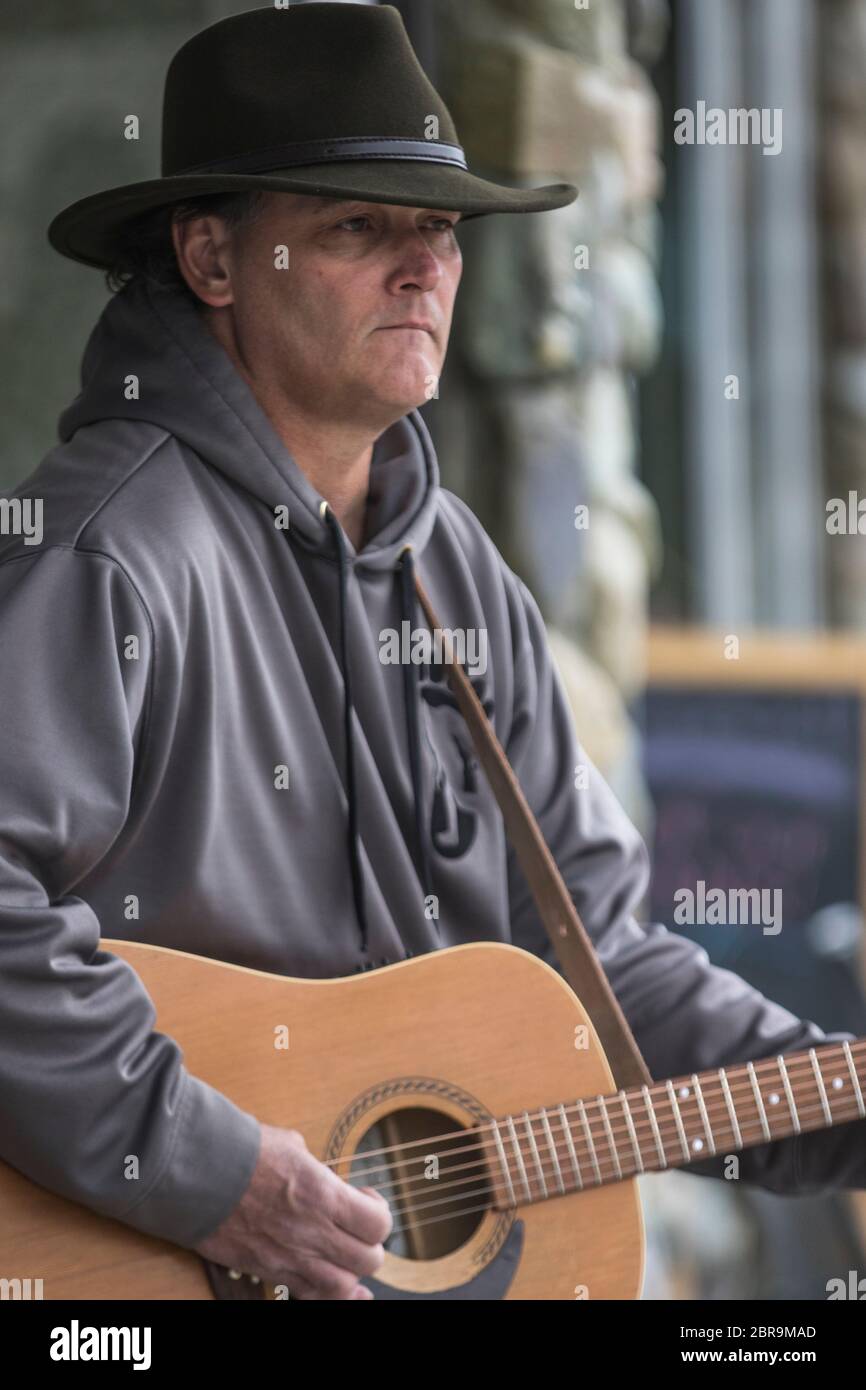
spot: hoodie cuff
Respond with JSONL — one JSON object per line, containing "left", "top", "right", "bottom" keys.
{"left": 791, "top": 1118, "right": 866, "bottom": 1196}
{"left": 119, "top": 1073, "right": 262, "bottom": 1249}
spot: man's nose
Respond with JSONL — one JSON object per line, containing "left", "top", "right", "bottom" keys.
{"left": 388, "top": 233, "right": 443, "bottom": 292}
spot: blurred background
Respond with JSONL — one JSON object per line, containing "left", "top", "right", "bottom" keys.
{"left": 3, "top": 0, "right": 866, "bottom": 1299}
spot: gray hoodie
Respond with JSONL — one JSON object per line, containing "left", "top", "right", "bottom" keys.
{"left": 0, "top": 280, "right": 863, "bottom": 1253}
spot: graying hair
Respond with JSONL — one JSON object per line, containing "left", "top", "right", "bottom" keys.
{"left": 105, "top": 190, "right": 268, "bottom": 304}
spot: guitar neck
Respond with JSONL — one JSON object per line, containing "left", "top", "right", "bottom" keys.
{"left": 489, "top": 1039, "right": 866, "bottom": 1208}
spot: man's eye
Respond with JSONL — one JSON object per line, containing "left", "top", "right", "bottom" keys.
{"left": 334, "top": 216, "right": 457, "bottom": 234}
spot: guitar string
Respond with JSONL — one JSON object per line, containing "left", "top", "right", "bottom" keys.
{"left": 366, "top": 1123, "right": 861, "bottom": 1245}
{"left": 323, "top": 1042, "right": 865, "bottom": 1176}
{"left": 341, "top": 1076, "right": 859, "bottom": 1187}
{"left": 324, "top": 1043, "right": 865, "bottom": 1172}
{"left": 361, "top": 1095, "right": 861, "bottom": 1239}
{"left": 341, "top": 1094, "right": 865, "bottom": 1229}
{"left": 344, "top": 1083, "right": 862, "bottom": 1195}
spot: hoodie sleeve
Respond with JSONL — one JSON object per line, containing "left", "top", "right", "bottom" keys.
{"left": 504, "top": 572, "right": 866, "bottom": 1195}
{"left": 0, "top": 545, "right": 261, "bottom": 1248}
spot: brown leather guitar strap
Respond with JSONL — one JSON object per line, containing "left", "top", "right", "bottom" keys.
{"left": 413, "top": 571, "right": 652, "bottom": 1092}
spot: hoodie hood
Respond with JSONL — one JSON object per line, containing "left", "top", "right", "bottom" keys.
{"left": 59, "top": 278, "right": 441, "bottom": 572}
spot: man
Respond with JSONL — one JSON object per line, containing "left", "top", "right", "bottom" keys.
{"left": 1, "top": 3, "right": 864, "bottom": 1303}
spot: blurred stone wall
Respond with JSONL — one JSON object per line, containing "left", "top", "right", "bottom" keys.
{"left": 0, "top": 0, "right": 246, "bottom": 485}
{"left": 821, "top": 0, "right": 866, "bottom": 626}
{"left": 431, "top": 0, "right": 667, "bottom": 819}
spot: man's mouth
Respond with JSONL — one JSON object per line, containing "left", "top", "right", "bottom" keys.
{"left": 377, "top": 322, "right": 434, "bottom": 334}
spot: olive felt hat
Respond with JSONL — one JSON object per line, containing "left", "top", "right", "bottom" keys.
{"left": 48, "top": 2, "right": 579, "bottom": 271}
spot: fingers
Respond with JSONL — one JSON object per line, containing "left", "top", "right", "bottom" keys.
{"left": 313, "top": 1226, "right": 386, "bottom": 1280}
{"left": 290, "top": 1276, "right": 375, "bottom": 1301}
{"left": 250, "top": 1133, "right": 392, "bottom": 1300}
{"left": 359, "top": 1184, "right": 389, "bottom": 1204}
{"left": 330, "top": 1177, "right": 393, "bottom": 1246}
{"left": 297, "top": 1258, "right": 377, "bottom": 1300}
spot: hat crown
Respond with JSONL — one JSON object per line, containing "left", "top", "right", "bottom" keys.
{"left": 161, "top": 3, "right": 459, "bottom": 178}
{"left": 48, "top": 0, "right": 578, "bottom": 271}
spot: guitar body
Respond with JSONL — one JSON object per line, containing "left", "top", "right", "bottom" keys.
{"left": 0, "top": 941, "right": 644, "bottom": 1300}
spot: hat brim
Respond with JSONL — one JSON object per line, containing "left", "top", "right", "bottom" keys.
{"left": 47, "top": 160, "right": 579, "bottom": 270}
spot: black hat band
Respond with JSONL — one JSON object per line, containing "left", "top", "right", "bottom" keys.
{"left": 177, "top": 136, "right": 469, "bottom": 177}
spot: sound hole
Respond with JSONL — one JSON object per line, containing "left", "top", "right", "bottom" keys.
{"left": 348, "top": 1106, "right": 492, "bottom": 1260}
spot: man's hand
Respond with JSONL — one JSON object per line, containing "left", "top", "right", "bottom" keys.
{"left": 193, "top": 1123, "right": 392, "bottom": 1300}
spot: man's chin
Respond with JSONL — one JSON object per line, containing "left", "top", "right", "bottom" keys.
{"left": 386, "top": 366, "right": 439, "bottom": 405}
{"left": 365, "top": 377, "right": 440, "bottom": 417}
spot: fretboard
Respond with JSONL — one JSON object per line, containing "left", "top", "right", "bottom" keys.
{"left": 487, "top": 1039, "right": 866, "bottom": 1207}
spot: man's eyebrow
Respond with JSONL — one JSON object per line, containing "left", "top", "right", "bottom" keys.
{"left": 299, "top": 197, "right": 363, "bottom": 217}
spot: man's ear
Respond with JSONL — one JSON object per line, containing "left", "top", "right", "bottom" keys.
{"left": 172, "top": 215, "right": 235, "bottom": 308}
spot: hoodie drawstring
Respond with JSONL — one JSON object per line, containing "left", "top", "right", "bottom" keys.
{"left": 397, "top": 544, "right": 434, "bottom": 918}
{"left": 320, "top": 503, "right": 434, "bottom": 959}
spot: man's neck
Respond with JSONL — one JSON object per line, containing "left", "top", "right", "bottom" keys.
{"left": 267, "top": 404, "right": 374, "bottom": 553}
{"left": 204, "top": 312, "right": 380, "bottom": 552}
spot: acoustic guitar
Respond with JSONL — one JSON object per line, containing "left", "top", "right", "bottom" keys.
{"left": 1, "top": 938, "right": 864, "bottom": 1300}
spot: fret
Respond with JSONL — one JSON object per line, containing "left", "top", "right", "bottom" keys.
{"left": 522, "top": 1110, "right": 548, "bottom": 1200}
{"left": 665, "top": 1079, "right": 691, "bottom": 1161}
{"left": 505, "top": 1114, "right": 532, "bottom": 1203}
{"left": 642, "top": 1084, "right": 667, "bottom": 1167}
{"left": 620, "top": 1089, "right": 644, "bottom": 1173}
{"left": 577, "top": 1099, "right": 603, "bottom": 1185}
{"left": 557, "top": 1103, "right": 584, "bottom": 1189}
{"left": 597, "top": 1095, "right": 622, "bottom": 1181}
{"left": 747, "top": 1061, "right": 771, "bottom": 1141}
{"left": 809, "top": 1047, "right": 833, "bottom": 1127}
{"left": 719, "top": 1068, "right": 742, "bottom": 1148}
{"left": 489, "top": 1041, "right": 865, "bottom": 1211}
{"left": 777, "top": 1055, "right": 800, "bottom": 1133}
{"left": 843, "top": 1041, "right": 865, "bottom": 1118}
{"left": 691, "top": 1073, "right": 715, "bottom": 1155}
{"left": 489, "top": 1118, "right": 516, "bottom": 1208}
{"left": 539, "top": 1108, "right": 566, "bottom": 1195}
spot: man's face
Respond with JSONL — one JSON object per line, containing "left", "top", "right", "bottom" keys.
{"left": 217, "top": 191, "right": 463, "bottom": 428}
